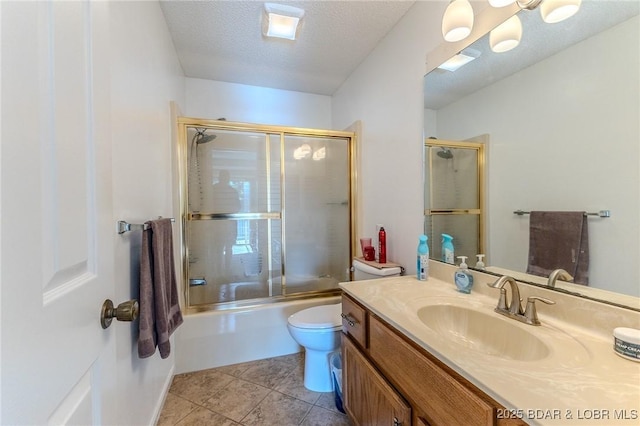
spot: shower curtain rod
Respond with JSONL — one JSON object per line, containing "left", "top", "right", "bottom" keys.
{"left": 513, "top": 210, "right": 610, "bottom": 218}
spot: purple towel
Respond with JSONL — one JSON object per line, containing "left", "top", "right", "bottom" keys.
{"left": 138, "top": 218, "right": 183, "bottom": 359}
{"left": 526, "top": 211, "right": 589, "bottom": 285}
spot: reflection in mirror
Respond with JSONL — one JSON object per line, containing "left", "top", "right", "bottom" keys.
{"left": 424, "top": 139, "right": 485, "bottom": 264}
{"left": 424, "top": 1, "right": 639, "bottom": 307}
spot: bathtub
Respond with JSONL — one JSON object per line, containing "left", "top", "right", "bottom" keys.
{"left": 174, "top": 295, "right": 341, "bottom": 374}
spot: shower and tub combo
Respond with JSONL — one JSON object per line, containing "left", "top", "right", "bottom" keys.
{"left": 175, "top": 118, "right": 358, "bottom": 375}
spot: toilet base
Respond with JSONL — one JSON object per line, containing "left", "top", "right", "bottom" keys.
{"left": 303, "top": 348, "right": 337, "bottom": 392}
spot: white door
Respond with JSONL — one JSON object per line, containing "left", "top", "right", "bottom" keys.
{"left": 1, "top": 1, "right": 116, "bottom": 424}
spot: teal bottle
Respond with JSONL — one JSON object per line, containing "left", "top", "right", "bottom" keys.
{"left": 417, "top": 235, "right": 429, "bottom": 281}
{"left": 441, "top": 234, "right": 454, "bottom": 264}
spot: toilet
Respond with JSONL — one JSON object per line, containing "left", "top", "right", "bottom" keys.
{"left": 352, "top": 257, "right": 403, "bottom": 280}
{"left": 287, "top": 303, "right": 342, "bottom": 392}
{"left": 287, "top": 260, "right": 403, "bottom": 392}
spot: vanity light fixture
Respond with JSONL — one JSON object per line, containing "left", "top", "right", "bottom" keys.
{"left": 539, "top": 0, "right": 582, "bottom": 23}
{"left": 465, "top": 0, "right": 581, "bottom": 52}
{"left": 437, "top": 48, "right": 481, "bottom": 72}
{"left": 490, "top": 14, "right": 522, "bottom": 53}
{"left": 442, "top": 0, "right": 475, "bottom": 42}
{"left": 263, "top": 3, "right": 305, "bottom": 40}
{"left": 515, "top": 0, "right": 581, "bottom": 23}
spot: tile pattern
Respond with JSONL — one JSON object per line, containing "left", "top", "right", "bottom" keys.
{"left": 157, "top": 353, "right": 351, "bottom": 426}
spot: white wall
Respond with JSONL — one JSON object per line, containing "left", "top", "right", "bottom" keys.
{"left": 185, "top": 78, "right": 332, "bottom": 128}
{"left": 109, "top": 1, "right": 185, "bottom": 424}
{"left": 332, "top": 1, "right": 449, "bottom": 273}
{"left": 434, "top": 16, "right": 640, "bottom": 296}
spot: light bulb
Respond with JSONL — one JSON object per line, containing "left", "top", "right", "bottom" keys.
{"left": 540, "top": 0, "right": 581, "bottom": 24}
{"left": 490, "top": 15, "right": 522, "bottom": 53}
{"left": 442, "top": 0, "right": 474, "bottom": 42}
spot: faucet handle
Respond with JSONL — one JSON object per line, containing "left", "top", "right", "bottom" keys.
{"left": 524, "top": 296, "right": 556, "bottom": 326}
{"left": 496, "top": 287, "right": 509, "bottom": 311}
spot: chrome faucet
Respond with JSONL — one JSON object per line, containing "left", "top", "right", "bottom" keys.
{"left": 547, "top": 269, "right": 573, "bottom": 288}
{"left": 487, "top": 275, "right": 555, "bottom": 326}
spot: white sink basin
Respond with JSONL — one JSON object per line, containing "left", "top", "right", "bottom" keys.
{"left": 417, "top": 304, "right": 551, "bottom": 361}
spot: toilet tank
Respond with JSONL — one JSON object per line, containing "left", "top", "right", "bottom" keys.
{"left": 352, "top": 258, "right": 402, "bottom": 281}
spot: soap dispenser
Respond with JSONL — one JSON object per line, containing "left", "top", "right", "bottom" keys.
{"left": 454, "top": 256, "right": 474, "bottom": 294}
{"left": 475, "top": 254, "right": 486, "bottom": 270}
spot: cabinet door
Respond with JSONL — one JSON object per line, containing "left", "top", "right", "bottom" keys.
{"left": 343, "top": 335, "right": 411, "bottom": 426}
{"left": 369, "top": 315, "right": 495, "bottom": 426}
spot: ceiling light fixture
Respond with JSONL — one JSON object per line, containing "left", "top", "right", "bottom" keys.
{"left": 540, "top": 0, "right": 582, "bottom": 23}
{"left": 437, "top": 48, "right": 481, "bottom": 72}
{"left": 263, "top": 3, "right": 305, "bottom": 40}
{"left": 441, "top": 0, "right": 475, "bottom": 42}
{"left": 490, "top": 14, "right": 522, "bottom": 53}
{"left": 293, "top": 144, "right": 312, "bottom": 160}
{"left": 312, "top": 147, "right": 326, "bottom": 161}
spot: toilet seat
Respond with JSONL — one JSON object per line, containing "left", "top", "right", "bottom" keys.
{"left": 287, "top": 303, "right": 342, "bottom": 330}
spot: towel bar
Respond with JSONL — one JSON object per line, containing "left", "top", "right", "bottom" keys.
{"left": 117, "top": 218, "right": 175, "bottom": 234}
{"left": 513, "top": 210, "right": 610, "bottom": 218}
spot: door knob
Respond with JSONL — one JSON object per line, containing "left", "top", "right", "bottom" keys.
{"left": 100, "top": 299, "right": 139, "bottom": 329}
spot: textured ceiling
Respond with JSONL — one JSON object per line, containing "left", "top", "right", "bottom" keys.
{"left": 159, "top": 0, "right": 416, "bottom": 95}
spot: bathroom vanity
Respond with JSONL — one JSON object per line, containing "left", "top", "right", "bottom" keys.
{"left": 341, "top": 293, "right": 524, "bottom": 425}
{"left": 339, "top": 262, "right": 640, "bottom": 426}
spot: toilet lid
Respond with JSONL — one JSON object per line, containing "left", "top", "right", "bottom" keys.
{"left": 288, "top": 303, "right": 342, "bottom": 329}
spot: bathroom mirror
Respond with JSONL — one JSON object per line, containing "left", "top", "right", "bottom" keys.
{"left": 424, "top": 1, "right": 640, "bottom": 308}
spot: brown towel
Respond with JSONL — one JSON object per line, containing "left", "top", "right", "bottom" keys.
{"left": 138, "top": 218, "right": 183, "bottom": 359}
{"left": 526, "top": 211, "right": 589, "bottom": 285}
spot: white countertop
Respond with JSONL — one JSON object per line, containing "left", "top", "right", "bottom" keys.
{"left": 340, "top": 267, "right": 640, "bottom": 425}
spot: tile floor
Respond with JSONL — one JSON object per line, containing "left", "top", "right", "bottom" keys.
{"left": 157, "top": 352, "right": 352, "bottom": 426}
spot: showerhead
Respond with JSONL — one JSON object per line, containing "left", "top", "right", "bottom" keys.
{"left": 195, "top": 130, "right": 217, "bottom": 144}
{"left": 437, "top": 147, "right": 453, "bottom": 159}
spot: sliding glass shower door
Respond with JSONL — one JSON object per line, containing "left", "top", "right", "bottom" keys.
{"left": 180, "top": 120, "right": 354, "bottom": 310}
{"left": 424, "top": 139, "right": 485, "bottom": 263}
{"left": 281, "top": 135, "right": 351, "bottom": 295}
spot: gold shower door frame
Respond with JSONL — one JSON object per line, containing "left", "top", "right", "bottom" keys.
{"left": 177, "top": 118, "right": 357, "bottom": 312}
{"left": 424, "top": 139, "right": 486, "bottom": 261}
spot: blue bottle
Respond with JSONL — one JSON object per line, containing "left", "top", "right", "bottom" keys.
{"left": 417, "top": 235, "right": 429, "bottom": 281}
{"left": 454, "top": 256, "right": 474, "bottom": 294}
{"left": 441, "top": 234, "right": 454, "bottom": 264}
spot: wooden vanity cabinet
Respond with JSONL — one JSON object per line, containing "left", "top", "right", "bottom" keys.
{"left": 343, "top": 336, "right": 411, "bottom": 426}
{"left": 341, "top": 294, "right": 527, "bottom": 426}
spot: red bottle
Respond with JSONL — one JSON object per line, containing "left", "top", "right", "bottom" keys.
{"left": 378, "top": 227, "right": 387, "bottom": 264}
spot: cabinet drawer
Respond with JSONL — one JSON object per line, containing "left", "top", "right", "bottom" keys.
{"left": 369, "top": 315, "right": 495, "bottom": 426}
{"left": 341, "top": 295, "right": 367, "bottom": 348}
